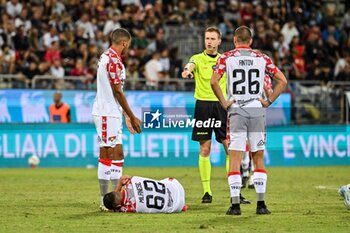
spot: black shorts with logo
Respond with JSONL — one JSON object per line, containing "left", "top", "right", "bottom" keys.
{"left": 191, "top": 100, "right": 227, "bottom": 143}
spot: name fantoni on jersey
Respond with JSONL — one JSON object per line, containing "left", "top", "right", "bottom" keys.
{"left": 162, "top": 118, "right": 221, "bottom": 129}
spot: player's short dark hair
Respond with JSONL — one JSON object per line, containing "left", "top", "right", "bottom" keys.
{"left": 110, "top": 28, "right": 131, "bottom": 44}
{"left": 205, "top": 26, "right": 222, "bottom": 39}
{"left": 234, "top": 26, "right": 252, "bottom": 43}
{"left": 103, "top": 192, "right": 117, "bottom": 211}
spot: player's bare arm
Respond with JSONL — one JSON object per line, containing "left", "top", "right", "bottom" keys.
{"left": 123, "top": 111, "right": 136, "bottom": 134}
{"left": 112, "top": 84, "right": 142, "bottom": 133}
{"left": 258, "top": 71, "right": 287, "bottom": 107}
{"left": 115, "top": 175, "right": 132, "bottom": 192}
{"left": 181, "top": 63, "right": 195, "bottom": 79}
{"left": 210, "top": 72, "right": 234, "bottom": 110}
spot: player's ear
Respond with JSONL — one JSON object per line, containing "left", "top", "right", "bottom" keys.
{"left": 248, "top": 38, "right": 253, "bottom": 46}
{"left": 218, "top": 38, "right": 222, "bottom": 46}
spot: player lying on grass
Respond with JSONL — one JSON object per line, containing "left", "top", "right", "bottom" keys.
{"left": 103, "top": 175, "right": 187, "bottom": 213}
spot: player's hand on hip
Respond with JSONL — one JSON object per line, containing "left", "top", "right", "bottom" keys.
{"left": 181, "top": 70, "right": 193, "bottom": 79}
{"left": 130, "top": 117, "right": 142, "bottom": 133}
{"left": 125, "top": 117, "right": 136, "bottom": 134}
{"left": 222, "top": 98, "right": 235, "bottom": 110}
{"left": 257, "top": 98, "right": 270, "bottom": 108}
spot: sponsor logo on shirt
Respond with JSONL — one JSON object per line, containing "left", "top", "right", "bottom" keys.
{"left": 167, "top": 188, "right": 174, "bottom": 207}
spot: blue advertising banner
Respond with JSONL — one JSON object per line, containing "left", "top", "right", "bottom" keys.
{"left": 0, "top": 124, "right": 349, "bottom": 168}
{"left": 0, "top": 89, "right": 291, "bottom": 125}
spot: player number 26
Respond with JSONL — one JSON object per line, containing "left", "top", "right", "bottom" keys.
{"left": 232, "top": 69, "right": 260, "bottom": 95}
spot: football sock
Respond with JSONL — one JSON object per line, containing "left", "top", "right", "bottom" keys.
{"left": 111, "top": 159, "right": 124, "bottom": 191}
{"left": 225, "top": 155, "right": 230, "bottom": 173}
{"left": 98, "top": 159, "right": 112, "bottom": 204}
{"left": 199, "top": 155, "right": 212, "bottom": 195}
{"left": 253, "top": 170, "right": 267, "bottom": 201}
{"left": 228, "top": 172, "right": 241, "bottom": 204}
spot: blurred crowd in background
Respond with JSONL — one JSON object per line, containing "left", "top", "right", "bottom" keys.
{"left": 0, "top": 0, "right": 349, "bottom": 90}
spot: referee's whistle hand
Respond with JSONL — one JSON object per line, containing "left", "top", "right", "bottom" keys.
{"left": 181, "top": 71, "right": 193, "bottom": 79}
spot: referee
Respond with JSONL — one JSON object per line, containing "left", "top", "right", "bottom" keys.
{"left": 181, "top": 26, "right": 249, "bottom": 204}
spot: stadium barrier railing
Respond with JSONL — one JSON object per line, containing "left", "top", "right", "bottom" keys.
{"left": 2, "top": 74, "right": 350, "bottom": 124}
{"left": 289, "top": 80, "right": 346, "bottom": 124}
{"left": 0, "top": 74, "right": 27, "bottom": 88}
{"left": 31, "top": 75, "right": 95, "bottom": 90}
{"left": 29, "top": 75, "right": 196, "bottom": 91}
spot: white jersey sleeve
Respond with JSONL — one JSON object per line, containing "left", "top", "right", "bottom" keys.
{"left": 92, "top": 47, "right": 126, "bottom": 118}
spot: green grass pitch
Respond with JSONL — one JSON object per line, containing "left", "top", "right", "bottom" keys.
{"left": 1, "top": 166, "right": 350, "bottom": 233}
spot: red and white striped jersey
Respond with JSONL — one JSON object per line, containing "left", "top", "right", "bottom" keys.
{"left": 214, "top": 46, "right": 279, "bottom": 111}
{"left": 92, "top": 47, "right": 125, "bottom": 118}
{"left": 119, "top": 178, "right": 137, "bottom": 213}
{"left": 119, "top": 176, "right": 185, "bottom": 213}
{"left": 264, "top": 74, "right": 273, "bottom": 98}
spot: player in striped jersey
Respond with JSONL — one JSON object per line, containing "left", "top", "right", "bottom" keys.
{"left": 103, "top": 175, "right": 187, "bottom": 213}
{"left": 211, "top": 26, "right": 287, "bottom": 215}
{"left": 92, "top": 28, "right": 142, "bottom": 211}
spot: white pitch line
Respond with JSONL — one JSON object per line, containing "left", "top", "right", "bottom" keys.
{"left": 315, "top": 185, "right": 339, "bottom": 190}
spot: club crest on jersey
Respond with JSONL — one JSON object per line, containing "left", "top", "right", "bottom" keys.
{"left": 109, "top": 136, "right": 116, "bottom": 142}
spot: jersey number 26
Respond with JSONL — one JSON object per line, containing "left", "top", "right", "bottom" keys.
{"left": 232, "top": 69, "right": 260, "bottom": 95}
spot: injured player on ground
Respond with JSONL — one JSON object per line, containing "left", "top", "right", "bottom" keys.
{"left": 103, "top": 175, "right": 187, "bottom": 213}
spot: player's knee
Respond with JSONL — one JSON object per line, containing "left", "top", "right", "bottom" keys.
{"left": 199, "top": 147, "right": 211, "bottom": 156}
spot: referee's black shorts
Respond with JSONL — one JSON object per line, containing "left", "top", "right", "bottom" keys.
{"left": 191, "top": 100, "right": 227, "bottom": 143}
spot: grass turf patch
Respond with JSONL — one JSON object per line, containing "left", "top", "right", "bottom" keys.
{"left": 0, "top": 166, "right": 349, "bottom": 233}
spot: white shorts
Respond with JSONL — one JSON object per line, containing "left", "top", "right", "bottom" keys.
{"left": 227, "top": 113, "right": 266, "bottom": 152}
{"left": 160, "top": 178, "right": 185, "bottom": 213}
{"left": 93, "top": 115, "right": 122, "bottom": 147}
